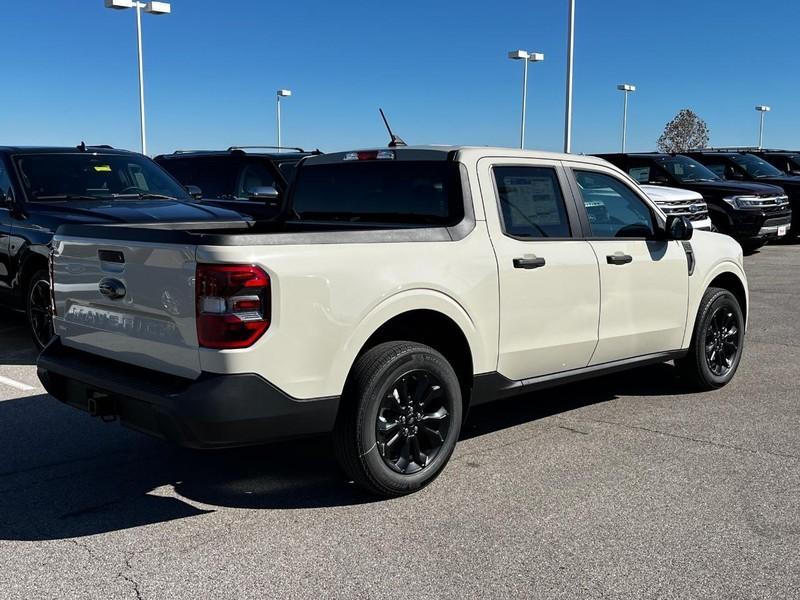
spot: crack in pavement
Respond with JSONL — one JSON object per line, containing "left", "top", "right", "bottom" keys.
{"left": 117, "top": 550, "right": 144, "bottom": 600}
{"left": 69, "top": 538, "right": 99, "bottom": 562}
{"left": 567, "top": 416, "right": 800, "bottom": 462}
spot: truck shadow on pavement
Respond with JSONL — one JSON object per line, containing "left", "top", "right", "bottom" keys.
{"left": 0, "top": 362, "right": 697, "bottom": 541}
{"left": 0, "top": 312, "right": 38, "bottom": 366}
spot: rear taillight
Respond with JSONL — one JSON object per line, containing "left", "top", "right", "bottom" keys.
{"left": 48, "top": 249, "right": 57, "bottom": 317}
{"left": 195, "top": 264, "right": 270, "bottom": 349}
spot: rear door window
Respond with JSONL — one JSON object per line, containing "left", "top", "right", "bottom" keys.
{"left": 235, "top": 161, "right": 277, "bottom": 200}
{"left": 493, "top": 166, "right": 571, "bottom": 238}
{"left": 157, "top": 157, "right": 237, "bottom": 199}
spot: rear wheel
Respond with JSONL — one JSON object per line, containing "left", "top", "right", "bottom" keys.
{"left": 26, "top": 269, "right": 54, "bottom": 351}
{"left": 677, "top": 287, "right": 744, "bottom": 390}
{"left": 334, "top": 341, "right": 462, "bottom": 497}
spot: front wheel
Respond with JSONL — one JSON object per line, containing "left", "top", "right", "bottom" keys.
{"left": 26, "top": 269, "right": 54, "bottom": 351}
{"left": 677, "top": 287, "right": 744, "bottom": 390}
{"left": 334, "top": 341, "right": 462, "bottom": 497}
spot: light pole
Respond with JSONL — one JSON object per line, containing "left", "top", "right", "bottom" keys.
{"left": 755, "top": 105, "right": 771, "bottom": 149}
{"left": 564, "top": 0, "right": 575, "bottom": 153}
{"left": 104, "top": 1, "right": 171, "bottom": 156}
{"left": 508, "top": 50, "right": 545, "bottom": 150}
{"left": 617, "top": 84, "right": 636, "bottom": 152}
{"left": 276, "top": 89, "right": 292, "bottom": 150}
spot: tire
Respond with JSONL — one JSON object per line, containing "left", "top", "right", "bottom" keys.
{"left": 740, "top": 240, "right": 765, "bottom": 254}
{"left": 333, "top": 341, "right": 463, "bottom": 497}
{"left": 26, "top": 269, "right": 54, "bottom": 351}
{"left": 677, "top": 287, "right": 744, "bottom": 391}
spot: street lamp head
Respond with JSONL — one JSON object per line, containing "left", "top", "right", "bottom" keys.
{"left": 755, "top": 105, "right": 771, "bottom": 112}
{"left": 145, "top": 2, "right": 171, "bottom": 14}
{"left": 617, "top": 84, "right": 636, "bottom": 92}
{"left": 528, "top": 53, "right": 545, "bottom": 63}
{"left": 508, "top": 50, "right": 530, "bottom": 60}
{"left": 104, "top": 0, "right": 135, "bottom": 8}
{"left": 277, "top": 89, "right": 292, "bottom": 98}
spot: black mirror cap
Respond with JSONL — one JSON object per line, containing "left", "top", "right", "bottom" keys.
{"left": 666, "top": 215, "right": 693, "bottom": 241}
{"left": 0, "top": 189, "right": 13, "bottom": 208}
{"left": 185, "top": 185, "right": 203, "bottom": 200}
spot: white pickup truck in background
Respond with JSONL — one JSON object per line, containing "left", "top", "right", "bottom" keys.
{"left": 38, "top": 147, "right": 748, "bottom": 497}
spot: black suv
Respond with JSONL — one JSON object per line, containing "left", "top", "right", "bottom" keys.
{"left": 0, "top": 145, "right": 248, "bottom": 348}
{"left": 742, "top": 149, "right": 800, "bottom": 176}
{"left": 154, "top": 146, "right": 318, "bottom": 219}
{"left": 684, "top": 150, "right": 799, "bottom": 239}
{"left": 597, "top": 153, "right": 792, "bottom": 249}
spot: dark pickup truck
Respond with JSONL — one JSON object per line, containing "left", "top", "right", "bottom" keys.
{"left": 597, "top": 153, "right": 792, "bottom": 249}
{"left": 0, "top": 145, "right": 248, "bottom": 348}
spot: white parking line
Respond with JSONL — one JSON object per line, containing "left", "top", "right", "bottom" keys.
{"left": 0, "top": 375, "right": 35, "bottom": 392}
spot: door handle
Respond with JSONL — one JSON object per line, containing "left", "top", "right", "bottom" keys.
{"left": 513, "top": 257, "right": 546, "bottom": 269}
{"left": 606, "top": 253, "right": 633, "bottom": 265}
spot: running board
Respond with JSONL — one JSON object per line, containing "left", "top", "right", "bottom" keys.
{"left": 471, "top": 350, "right": 687, "bottom": 406}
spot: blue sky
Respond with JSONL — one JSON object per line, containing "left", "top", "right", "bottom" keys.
{"left": 2, "top": 0, "right": 799, "bottom": 156}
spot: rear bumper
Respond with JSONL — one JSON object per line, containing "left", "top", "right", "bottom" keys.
{"left": 37, "top": 338, "right": 339, "bottom": 449}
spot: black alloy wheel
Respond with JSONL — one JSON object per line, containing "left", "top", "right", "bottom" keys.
{"left": 27, "top": 270, "right": 54, "bottom": 351}
{"left": 703, "top": 306, "right": 741, "bottom": 377}
{"left": 677, "top": 286, "right": 744, "bottom": 390}
{"left": 375, "top": 370, "right": 451, "bottom": 475}
{"left": 334, "top": 341, "right": 462, "bottom": 497}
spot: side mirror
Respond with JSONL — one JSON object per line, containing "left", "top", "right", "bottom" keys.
{"left": 665, "top": 215, "right": 693, "bottom": 240}
{"left": 185, "top": 185, "right": 203, "bottom": 200}
{"left": 0, "top": 189, "right": 14, "bottom": 209}
{"left": 246, "top": 185, "right": 280, "bottom": 202}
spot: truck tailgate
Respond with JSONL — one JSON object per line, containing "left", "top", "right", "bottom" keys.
{"left": 51, "top": 235, "right": 201, "bottom": 378}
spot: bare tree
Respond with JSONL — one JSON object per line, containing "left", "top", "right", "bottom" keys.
{"left": 656, "top": 109, "right": 710, "bottom": 152}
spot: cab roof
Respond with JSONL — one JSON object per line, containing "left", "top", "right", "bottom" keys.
{"left": 305, "top": 145, "right": 614, "bottom": 167}
{"left": 0, "top": 145, "right": 139, "bottom": 155}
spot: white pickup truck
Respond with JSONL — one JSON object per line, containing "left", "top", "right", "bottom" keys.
{"left": 38, "top": 147, "right": 748, "bottom": 497}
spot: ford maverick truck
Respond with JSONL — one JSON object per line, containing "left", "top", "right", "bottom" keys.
{"left": 38, "top": 147, "right": 749, "bottom": 497}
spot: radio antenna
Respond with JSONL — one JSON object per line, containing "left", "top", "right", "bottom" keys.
{"left": 379, "top": 108, "right": 407, "bottom": 147}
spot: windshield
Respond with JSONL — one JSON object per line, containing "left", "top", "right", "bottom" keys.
{"left": 14, "top": 153, "right": 191, "bottom": 201}
{"left": 655, "top": 155, "right": 720, "bottom": 182}
{"left": 730, "top": 154, "right": 785, "bottom": 178}
{"left": 786, "top": 155, "right": 800, "bottom": 171}
{"left": 290, "top": 161, "right": 464, "bottom": 226}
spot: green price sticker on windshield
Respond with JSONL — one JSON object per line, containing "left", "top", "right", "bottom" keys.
{"left": 94, "top": 165, "right": 112, "bottom": 172}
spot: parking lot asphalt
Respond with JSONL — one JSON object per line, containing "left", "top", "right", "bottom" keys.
{"left": 0, "top": 244, "right": 798, "bottom": 599}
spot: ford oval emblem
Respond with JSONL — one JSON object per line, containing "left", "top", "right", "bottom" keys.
{"left": 98, "top": 278, "right": 126, "bottom": 300}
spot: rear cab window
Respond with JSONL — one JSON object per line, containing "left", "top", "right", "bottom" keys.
{"left": 290, "top": 157, "right": 464, "bottom": 227}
